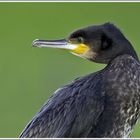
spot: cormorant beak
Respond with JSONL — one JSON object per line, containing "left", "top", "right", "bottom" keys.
{"left": 32, "top": 39, "right": 90, "bottom": 55}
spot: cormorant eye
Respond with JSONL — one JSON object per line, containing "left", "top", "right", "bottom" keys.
{"left": 77, "top": 37, "right": 84, "bottom": 43}
{"left": 69, "top": 37, "right": 84, "bottom": 44}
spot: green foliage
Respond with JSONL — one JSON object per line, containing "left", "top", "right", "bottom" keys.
{"left": 0, "top": 2, "right": 140, "bottom": 137}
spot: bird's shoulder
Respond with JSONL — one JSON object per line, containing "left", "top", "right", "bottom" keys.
{"left": 44, "top": 70, "right": 105, "bottom": 111}
{"left": 20, "top": 71, "right": 105, "bottom": 137}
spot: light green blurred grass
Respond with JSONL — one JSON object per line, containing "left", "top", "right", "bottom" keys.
{"left": 0, "top": 2, "right": 140, "bottom": 137}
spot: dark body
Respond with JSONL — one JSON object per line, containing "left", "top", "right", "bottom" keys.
{"left": 20, "top": 23, "right": 140, "bottom": 138}
{"left": 20, "top": 55, "right": 140, "bottom": 138}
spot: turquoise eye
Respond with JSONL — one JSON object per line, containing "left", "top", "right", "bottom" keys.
{"left": 69, "top": 37, "right": 84, "bottom": 44}
{"left": 77, "top": 37, "right": 84, "bottom": 43}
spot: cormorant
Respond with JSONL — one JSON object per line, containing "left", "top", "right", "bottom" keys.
{"left": 20, "top": 23, "right": 140, "bottom": 138}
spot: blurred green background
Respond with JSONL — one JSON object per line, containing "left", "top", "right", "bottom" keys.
{"left": 0, "top": 2, "right": 140, "bottom": 138}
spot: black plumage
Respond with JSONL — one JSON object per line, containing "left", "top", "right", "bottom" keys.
{"left": 20, "top": 23, "right": 140, "bottom": 138}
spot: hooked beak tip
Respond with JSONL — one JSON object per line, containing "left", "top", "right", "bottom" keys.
{"left": 32, "top": 39, "right": 40, "bottom": 47}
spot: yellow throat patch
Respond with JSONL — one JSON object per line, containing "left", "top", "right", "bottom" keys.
{"left": 71, "top": 43, "right": 90, "bottom": 55}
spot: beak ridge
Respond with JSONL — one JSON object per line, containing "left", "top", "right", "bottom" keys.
{"left": 32, "top": 39, "right": 68, "bottom": 47}
{"left": 32, "top": 39, "right": 78, "bottom": 50}
{"left": 32, "top": 38, "right": 90, "bottom": 55}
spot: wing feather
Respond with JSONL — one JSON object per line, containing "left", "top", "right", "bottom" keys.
{"left": 20, "top": 72, "right": 105, "bottom": 138}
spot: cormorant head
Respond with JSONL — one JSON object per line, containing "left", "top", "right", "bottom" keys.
{"left": 33, "top": 23, "right": 138, "bottom": 64}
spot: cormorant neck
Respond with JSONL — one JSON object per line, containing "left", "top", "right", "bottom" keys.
{"left": 109, "top": 45, "right": 139, "bottom": 65}
{"left": 126, "top": 45, "right": 139, "bottom": 62}
{"left": 108, "top": 53, "right": 139, "bottom": 67}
